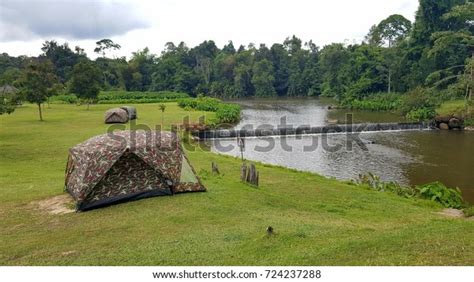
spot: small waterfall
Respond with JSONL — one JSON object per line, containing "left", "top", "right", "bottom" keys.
{"left": 194, "top": 122, "right": 432, "bottom": 140}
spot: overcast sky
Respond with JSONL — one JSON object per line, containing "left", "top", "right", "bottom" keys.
{"left": 0, "top": 0, "right": 419, "bottom": 59}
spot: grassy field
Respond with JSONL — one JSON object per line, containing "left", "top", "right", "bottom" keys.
{"left": 437, "top": 100, "right": 468, "bottom": 116}
{"left": 0, "top": 103, "right": 473, "bottom": 266}
{"left": 437, "top": 100, "right": 473, "bottom": 126}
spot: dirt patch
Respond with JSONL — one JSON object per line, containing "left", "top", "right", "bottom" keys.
{"left": 32, "top": 194, "right": 75, "bottom": 215}
{"left": 437, "top": 208, "right": 473, "bottom": 220}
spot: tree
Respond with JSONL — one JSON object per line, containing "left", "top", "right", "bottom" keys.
{"left": 427, "top": 2, "right": 474, "bottom": 101}
{"left": 270, "top": 44, "right": 290, "bottom": 96}
{"left": 319, "top": 44, "right": 351, "bottom": 100}
{"left": 373, "top": 14, "right": 412, "bottom": 93}
{"left": 159, "top": 104, "right": 166, "bottom": 128}
{"left": 40, "top": 40, "right": 84, "bottom": 82}
{"left": 19, "top": 60, "right": 58, "bottom": 121}
{"left": 374, "top": 15, "right": 412, "bottom": 48}
{"left": 94, "top": 39, "right": 121, "bottom": 57}
{"left": 251, "top": 59, "right": 276, "bottom": 97}
{"left": 69, "top": 60, "right": 102, "bottom": 110}
{"left": 0, "top": 85, "right": 19, "bottom": 115}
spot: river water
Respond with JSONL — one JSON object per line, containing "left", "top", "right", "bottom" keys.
{"left": 210, "top": 98, "right": 474, "bottom": 203}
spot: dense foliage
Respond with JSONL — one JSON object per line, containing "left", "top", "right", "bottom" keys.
{"left": 69, "top": 60, "right": 102, "bottom": 109}
{"left": 341, "top": 93, "right": 403, "bottom": 111}
{"left": 0, "top": 1, "right": 472, "bottom": 116}
{"left": 97, "top": 91, "right": 189, "bottom": 104}
{"left": 178, "top": 96, "right": 241, "bottom": 125}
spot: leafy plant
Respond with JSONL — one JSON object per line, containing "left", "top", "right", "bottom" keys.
{"left": 416, "top": 182, "right": 464, "bottom": 209}
{"left": 406, "top": 107, "right": 436, "bottom": 121}
{"left": 463, "top": 206, "right": 474, "bottom": 217}
{"left": 342, "top": 92, "right": 402, "bottom": 111}
{"left": 354, "top": 173, "right": 417, "bottom": 198}
{"left": 178, "top": 96, "right": 241, "bottom": 125}
{"left": 355, "top": 174, "right": 465, "bottom": 208}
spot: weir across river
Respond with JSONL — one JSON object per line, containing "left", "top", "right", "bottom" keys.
{"left": 193, "top": 122, "right": 433, "bottom": 140}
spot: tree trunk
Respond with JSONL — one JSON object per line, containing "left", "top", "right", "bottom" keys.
{"left": 468, "top": 52, "right": 473, "bottom": 115}
{"left": 388, "top": 68, "right": 392, "bottom": 94}
{"left": 470, "top": 53, "right": 473, "bottom": 102}
{"left": 37, "top": 103, "right": 43, "bottom": 121}
{"left": 161, "top": 112, "right": 164, "bottom": 130}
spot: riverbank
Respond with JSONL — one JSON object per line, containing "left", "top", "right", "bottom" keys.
{"left": 1, "top": 103, "right": 473, "bottom": 265}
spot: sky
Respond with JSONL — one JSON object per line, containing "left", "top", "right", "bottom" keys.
{"left": 0, "top": 0, "right": 419, "bottom": 59}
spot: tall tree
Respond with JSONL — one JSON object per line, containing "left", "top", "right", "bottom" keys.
{"left": 19, "top": 60, "right": 58, "bottom": 121}
{"left": 69, "top": 60, "right": 102, "bottom": 110}
{"left": 40, "top": 40, "right": 84, "bottom": 82}
{"left": 372, "top": 14, "right": 412, "bottom": 93}
{"left": 252, "top": 59, "right": 276, "bottom": 97}
{"left": 94, "top": 39, "right": 121, "bottom": 57}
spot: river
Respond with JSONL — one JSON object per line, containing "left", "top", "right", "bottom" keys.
{"left": 210, "top": 98, "right": 474, "bottom": 203}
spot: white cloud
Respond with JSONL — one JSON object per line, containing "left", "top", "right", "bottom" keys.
{"left": 0, "top": 0, "right": 419, "bottom": 58}
{"left": 0, "top": 0, "right": 149, "bottom": 41}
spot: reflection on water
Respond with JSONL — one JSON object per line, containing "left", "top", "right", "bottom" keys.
{"left": 212, "top": 98, "right": 474, "bottom": 203}
{"left": 233, "top": 99, "right": 328, "bottom": 129}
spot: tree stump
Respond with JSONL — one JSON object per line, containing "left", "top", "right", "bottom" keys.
{"left": 240, "top": 163, "right": 247, "bottom": 182}
{"left": 241, "top": 163, "right": 259, "bottom": 186}
{"left": 211, "top": 162, "right": 220, "bottom": 175}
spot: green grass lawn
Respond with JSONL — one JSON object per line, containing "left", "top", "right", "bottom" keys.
{"left": 437, "top": 100, "right": 468, "bottom": 116}
{"left": 0, "top": 103, "right": 473, "bottom": 266}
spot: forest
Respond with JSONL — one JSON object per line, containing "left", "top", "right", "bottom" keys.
{"left": 0, "top": 0, "right": 472, "bottom": 119}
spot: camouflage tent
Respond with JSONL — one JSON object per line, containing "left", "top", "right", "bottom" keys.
{"left": 65, "top": 130, "right": 205, "bottom": 211}
{"left": 105, "top": 108, "right": 129, "bottom": 124}
{"left": 120, "top": 106, "right": 137, "bottom": 120}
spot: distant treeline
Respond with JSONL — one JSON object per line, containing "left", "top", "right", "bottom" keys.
{"left": 0, "top": 0, "right": 472, "bottom": 104}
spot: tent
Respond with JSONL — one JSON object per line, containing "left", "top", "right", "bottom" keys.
{"left": 0, "top": 84, "right": 18, "bottom": 94}
{"left": 105, "top": 108, "right": 129, "bottom": 124}
{"left": 64, "top": 130, "right": 205, "bottom": 211}
{"left": 120, "top": 106, "right": 137, "bottom": 120}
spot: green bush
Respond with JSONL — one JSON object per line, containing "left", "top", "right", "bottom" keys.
{"left": 97, "top": 98, "right": 182, "bottom": 104}
{"left": 49, "top": 94, "right": 79, "bottom": 104}
{"left": 216, "top": 103, "right": 241, "bottom": 124}
{"left": 178, "top": 96, "right": 221, "bottom": 112}
{"left": 342, "top": 93, "right": 402, "bottom": 111}
{"left": 416, "top": 182, "right": 464, "bottom": 209}
{"left": 400, "top": 87, "right": 437, "bottom": 120}
{"left": 98, "top": 91, "right": 189, "bottom": 103}
{"left": 354, "top": 173, "right": 417, "bottom": 198}
{"left": 178, "top": 96, "right": 241, "bottom": 125}
{"left": 406, "top": 107, "right": 436, "bottom": 121}
{"left": 463, "top": 206, "right": 474, "bottom": 217}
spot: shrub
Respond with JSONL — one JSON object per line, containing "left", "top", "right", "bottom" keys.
{"left": 49, "top": 94, "right": 78, "bottom": 104}
{"left": 354, "top": 173, "right": 417, "bottom": 198}
{"left": 355, "top": 174, "right": 465, "bottom": 208}
{"left": 342, "top": 93, "right": 402, "bottom": 111}
{"left": 406, "top": 107, "right": 436, "bottom": 121}
{"left": 416, "top": 182, "right": 464, "bottom": 209}
{"left": 463, "top": 206, "right": 474, "bottom": 217}
{"left": 178, "top": 96, "right": 241, "bottom": 125}
{"left": 98, "top": 91, "right": 189, "bottom": 103}
{"left": 216, "top": 103, "right": 241, "bottom": 124}
{"left": 400, "top": 87, "right": 437, "bottom": 121}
